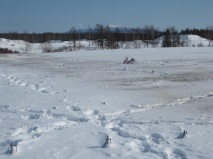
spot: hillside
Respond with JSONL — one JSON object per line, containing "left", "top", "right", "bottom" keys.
{"left": 181, "top": 35, "right": 210, "bottom": 47}
{"left": 0, "top": 35, "right": 211, "bottom": 53}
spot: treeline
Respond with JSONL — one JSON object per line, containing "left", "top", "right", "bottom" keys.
{"left": 180, "top": 28, "right": 210, "bottom": 37}
{"left": 0, "top": 32, "right": 73, "bottom": 43}
{"left": 162, "top": 26, "right": 213, "bottom": 47}
{"left": 0, "top": 24, "right": 212, "bottom": 48}
{"left": 0, "top": 24, "right": 161, "bottom": 44}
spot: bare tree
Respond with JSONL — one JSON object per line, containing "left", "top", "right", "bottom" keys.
{"left": 206, "top": 26, "right": 213, "bottom": 47}
{"left": 41, "top": 42, "right": 53, "bottom": 53}
{"left": 95, "top": 24, "right": 105, "bottom": 49}
{"left": 143, "top": 25, "right": 151, "bottom": 48}
{"left": 114, "top": 27, "right": 120, "bottom": 48}
{"left": 124, "top": 27, "right": 128, "bottom": 42}
{"left": 104, "top": 25, "right": 112, "bottom": 49}
{"left": 70, "top": 26, "right": 77, "bottom": 50}
{"left": 169, "top": 26, "right": 180, "bottom": 47}
{"left": 123, "top": 27, "right": 130, "bottom": 49}
{"left": 21, "top": 41, "right": 32, "bottom": 53}
{"left": 134, "top": 27, "right": 142, "bottom": 48}
{"left": 88, "top": 25, "right": 92, "bottom": 46}
{"left": 149, "top": 25, "right": 155, "bottom": 42}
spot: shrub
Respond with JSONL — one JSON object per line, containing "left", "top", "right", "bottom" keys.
{"left": 0, "top": 48, "right": 19, "bottom": 53}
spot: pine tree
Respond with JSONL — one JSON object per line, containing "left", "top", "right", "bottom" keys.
{"left": 162, "top": 29, "right": 171, "bottom": 47}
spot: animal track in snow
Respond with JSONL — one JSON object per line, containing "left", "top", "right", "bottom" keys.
{"left": 105, "top": 92, "right": 213, "bottom": 120}
{"left": 10, "top": 126, "right": 42, "bottom": 143}
{"left": 109, "top": 122, "right": 179, "bottom": 159}
{"left": 0, "top": 105, "right": 10, "bottom": 110}
{"left": 5, "top": 106, "right": 91, "bottom": 148}
{"left": 1, "top": 74, "right": 53, "bottom": 94}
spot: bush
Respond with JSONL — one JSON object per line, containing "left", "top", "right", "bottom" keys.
{"left": 0, "top": 48, "right": 19, "bottom": 53}
{"left": 197, "top": 42, "right": 204, "bottom": 47}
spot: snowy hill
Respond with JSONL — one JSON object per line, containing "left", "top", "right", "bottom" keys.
{"left": 0, "top": 38, "right": 27, "bottom": 53}
{"left": 181, "top": 35, "right": 210, "bottom": 47}
{"left": 157, "top": 34, "right": 210, "bottom": 47}
{"left": 0, "top": 35, "right": 211, "bottom": 53}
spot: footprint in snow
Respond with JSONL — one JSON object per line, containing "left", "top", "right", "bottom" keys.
{"left": 173, "top": 149, "right": 187, "bottom": 159}
{"left": 0, "top": 105, "right": 10, "bottom": 110}
{"left": 207, "top": 92, "right": 213, "bottom": 97}
{"left": 149, "top": 133, "right": 164, "bottom": 144}
{"left": 38, "top": 88, "right": 49, "bottom": 94}
{"left": 66, "top": 105, "right": 81, "bottom": 112}
{"left": 83, "top": 109, "right": 99, "bottom": 116}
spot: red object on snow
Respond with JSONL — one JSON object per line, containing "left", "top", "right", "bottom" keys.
{"left": 123, "top": 57, "right": 128, "bottom": 64}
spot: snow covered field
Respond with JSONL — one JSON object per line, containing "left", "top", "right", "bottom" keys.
{"left": 0, "top": 47, "right": 213, "bottom": 158}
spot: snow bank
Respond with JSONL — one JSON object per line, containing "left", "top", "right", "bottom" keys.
{"left": 0, "top": 34, "right": 211, "bottom": 54}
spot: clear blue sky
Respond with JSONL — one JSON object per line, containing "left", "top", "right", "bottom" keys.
{"left": 1, "top": 0, "right": 213, "bottom": 33}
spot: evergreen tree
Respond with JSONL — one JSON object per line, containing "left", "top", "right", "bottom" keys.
{"left": 162, "top": 29, "right": 171, "bottom": 47}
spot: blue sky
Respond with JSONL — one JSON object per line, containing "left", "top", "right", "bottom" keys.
{"left": 1, "top": 0, "right": 213, "bottom": 33}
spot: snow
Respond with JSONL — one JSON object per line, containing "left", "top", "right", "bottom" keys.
{"left": 0, "top": 34, "right": 211, "bottom": 54}
{"left": 0, "top": 40, "right": 213, "bottom": 158}
{"left": 181, "top": 35, "right": 210, "bottom": 47}
{"left": 0, "top": 38, "right": 28, "bottom": 53}
{"left": 157, "top": 34, "right": 211, "bottom": 47}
